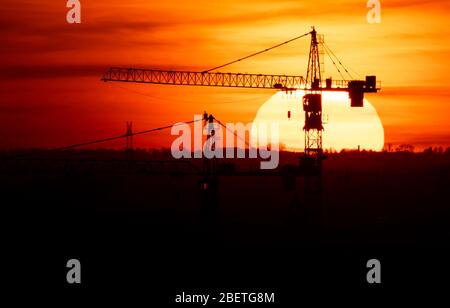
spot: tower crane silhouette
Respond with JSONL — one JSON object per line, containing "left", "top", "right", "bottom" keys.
{"left": 102, "top": 27, "right": 380, "bottom": 175}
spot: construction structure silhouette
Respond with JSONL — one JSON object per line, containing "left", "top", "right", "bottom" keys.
{"left": 102, "top": 27, "right": 380, "bottom": 175}
{"left": 101, "top": 27, "right": 381, "bottom": 224}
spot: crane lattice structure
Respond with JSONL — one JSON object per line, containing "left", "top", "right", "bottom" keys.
{"left": 102, "top": 27, "right": 380, "bottom": 173}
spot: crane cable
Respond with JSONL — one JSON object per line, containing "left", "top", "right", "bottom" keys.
{"left": 322, "top": 43, "right": 346, "bottom": 81}
{"left": 214, "top": 118, "right": 251, "bottom": 148}
{"left": 322, "top": 42, "right": 355, "bottom": 79}
{"left": 203, "top": 31, "right": 312, "bottom": 73}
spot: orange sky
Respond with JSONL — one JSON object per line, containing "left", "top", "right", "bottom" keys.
{"left": 1, "top": 0, "right": 449, "bottom": 150}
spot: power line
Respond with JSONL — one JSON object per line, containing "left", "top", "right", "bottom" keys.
{"left": 203, "top": 31, "right": 311, "bottom": 73}
{"left": 52, "top": 120, "right": 200, "bottom": 151}
{"left": 5, "top": 119, "right": 202, "bottom": 159}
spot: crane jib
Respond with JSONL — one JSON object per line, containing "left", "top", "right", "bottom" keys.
{"left": 103, "top": 68, "right": 305, "bottom": 89}
{"left": 102, "top": 68, "right": 380, "bottom": 93}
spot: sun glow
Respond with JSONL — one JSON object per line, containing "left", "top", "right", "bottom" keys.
{"left": 251, "top": 91, "right": 384, "bottom": 152}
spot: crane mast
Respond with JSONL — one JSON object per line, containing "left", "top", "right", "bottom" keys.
{"left": 303, "top": 27, "right": 324, "bottom": 159}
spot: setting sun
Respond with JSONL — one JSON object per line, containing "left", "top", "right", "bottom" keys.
{"left": 251, "top": 91, "right": 384, "bottom": 152}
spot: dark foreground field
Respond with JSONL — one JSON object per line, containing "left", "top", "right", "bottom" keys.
{"left": 2, "top": 149, "right": 450, "bottom": 304}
